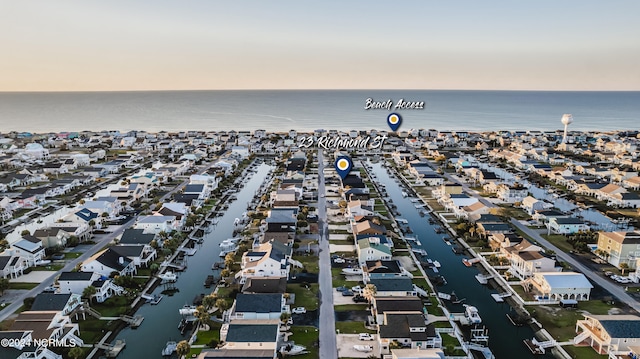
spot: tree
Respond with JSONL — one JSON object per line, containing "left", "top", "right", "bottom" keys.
{"left": 196, "top": 305, "right": 210, "bottom": 328}
{"left": 202, "top": 293, "right": 218, "bottom": 309}
{"left": 280, "top": 312, "right": 291, "bottom": 324}
{"left": 620, "top": 262, "right": 630, "bottom": 275}
{"left": 0, "top": 278, "right": 10, "bottom": 296}
{"left": 224, "top": 252, "right": 235, "bottom": 267}
{"left": 88, "top": 219, "right": 96, "bottom": 228}
{"left": 215, "top": 298, "right": 229, "bottom": 313}
{"left": 82, "top": 285, "right": 97, "bottom": 302}
{"left": 176, "top": 340, "right": 190, "bottom": 358}
{"left": 68, "top": 347, "right": 84, "bottom": 359}
{"left": 21, "top": 229, "right": 31, "bottom": 236}
{"left": 363, "top": 283, "right": 377, "bottom": 300}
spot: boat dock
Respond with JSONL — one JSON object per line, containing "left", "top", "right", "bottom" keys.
{"left": 491, "top": 292, "right": 512, "bottom": 302}
{"left": 475, "top": 273, "right": 494, "bottom": 284}
{"left": 93, "top": 338, "right": 126, "bottom": 358}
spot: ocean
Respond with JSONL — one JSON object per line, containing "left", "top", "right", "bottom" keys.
{"left": 0, "top": 90, "right": 638, "bottom": 133}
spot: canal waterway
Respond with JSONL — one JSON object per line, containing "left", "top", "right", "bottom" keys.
{"left": 369, "top": 161, "right": 554, "bottom": 359}
{"left": 114, "top": 162, "right": 273, "bottom": 358}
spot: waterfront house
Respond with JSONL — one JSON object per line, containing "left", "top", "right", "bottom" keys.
{"left": 265, "top": 208, "right": 297, "bottom": 233}
{"left": 133, "top": 215, "right": 179, "bottom": 234}
{"left": 110, "top": 244, "right": 156, "bottom": 268}
{"left": 363, "top": 260, "right": 411, "bottom": 282}
{"left": 62, "top": 207, "right": 100, "bottom": 227}
{"left": 196, "top": 348, "right": 276, "bottom": 359}
{"left": 29, "top": 293, "right": 82, "bottom": 316}
{"left": 81, "top": 247, "right": 136, "bottom": 277}
{"left": 547, "top": 217, "right": 590, "bottom": 235}
{"left": 57, "top": 271, "right": 100, "bottom": 295}
{"left": 369, "top": 278, "right": 417, "bottom": 297}
{"left": 488, "top": 232, "right": 523, "bottom": 251}
{"left": 357, "top": 237, "right": 392, "bottom": 266}
{"left": 503, "top": 241, "right": 556, "bottom": 280}
{"left": 229, "top": 294, "right": 287, "bottom": 320}
{"left": 370, "top": 296, "right": 424, "bottom": 324}
{"left": 462, "top": 201, "right": 490, "bottom": 221}
{"left": 521, "top": 196, "right": 553, "bottom": 215}
{"left": 496, "top": 183, "right": 529, "bottom": 203}
{"left": 353, "top": 220, "right": 387, "bottom": 236}
{"left": 347, "top": 199, "right": 376, "bottom": 218}
{"left": 220, "top": 320, "right": 280, "bottom": 351}
{"left": 241, "top": 277, "right": 287, "bottom": 294}
{"left": 574, "top": 314, "right": 640, "bottom": 356}
{"left": 379, "top": 313, "right": 441, "bottom": 354}
{"left": 526, "top": 272, "right": 593, "bottom": 301}
{"left": 8, "top": 236, "right": 45, "bottom": 267}
{"left": 596, "top": 231, "right": 640, "bottom": 270}
{"left": 271, "top": 190, "right": 299, "bottom": 209}
{"left": 239, "top": 241, "right": 292, "bottom": 284}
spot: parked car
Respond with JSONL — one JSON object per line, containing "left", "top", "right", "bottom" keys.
{"left": 50, "top": 253, "right": 65, "bottom": 260}
{"left": 351, "top": 285, "right": 363, "bottom": 293}
{"left": 353, "top": 345, "right": 373, "bottom": 352}
{"left": 333, "top": 258, "right": 346, "bottom": 264}
{"left": 341, "top": 290, "right": 354, "bottom": 296}
{"left": 336, "top": 286, "right": 348, "bottom": 292}
{"left": 291, "top": 307, "right": 307, "bottom": 314}
{"left": 358, "top": 333, "right": 374, "bottom": 341}
{"left": 604, "top": 271, "right": 614, "bottom": 277}
{"left": 353, "top": 295, "right": 367, "bottom": 303}
{"left": 43, "top": 286, "right": 57, "bottom": 293}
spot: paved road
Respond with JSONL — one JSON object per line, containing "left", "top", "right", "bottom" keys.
{"left": 438, "top": 166, "right": 640, "bottom": 313}
{"left": 317, "top": 150, "right": 338, "bottom": 359}
{"left": 0, "top": 216, "right": 137, "bottom": 322}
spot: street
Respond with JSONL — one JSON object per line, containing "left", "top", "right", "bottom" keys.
{"left": 317, "top": 149, "right": 338, "bottom": 359}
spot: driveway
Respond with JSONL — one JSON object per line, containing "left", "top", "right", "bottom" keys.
{"left": 10, "top": 271, "right": 56, "bottom": 283}
{"left": 336, "top": 334, "right": 379, "bottom": 358}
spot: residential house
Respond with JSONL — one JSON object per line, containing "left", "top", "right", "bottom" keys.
{"left": 0, "top": 255, "right": 26, "bottom": 279}
{"left": 57, "top": 271, "right": 122, "bottom": 302}
{"left": 363, "top": 260, "right": 411, "bottom": 283}
{"left": 353, "top": 220, "right": 386, "bottom": 236}
{"left": 220, "top": 320, "right": 280, "bottom": 351}
{"left": 229, "top": 294, "right": 286, "bottom": 320}
{"left": 596, "top": 231, "right": 640, "bottom": 270}
{"left": 574, "top": 314, "right": 640, "bottom": 356}
{"left": 238, "top": 241, "right": 292, "bottom": 284}
{"left": 133, "top": 215, "right": 179, "bottom": 234}
{"left": 547, "top": 217, "right": 590, "bottom": 235}
{"left": 379, "top": 313, "right": 441, "bottom": 354}
{"left": 526, "top": 272, "right": 593, "bottom": 301}
{"left": 81, "top": 247, "right": 136, "bottom": 277}
{"left": 357, "top": 237, "right": 392, "bottom": 266}
{"left": 241, "top": 277, "right": 287, "bottom": 294}
{"left": 110, "top": 245, "right": 156, "bottom": 268}
{"left": 8, "top": 236, "right": 45, "bottom": 266}
{"left": 521, "top": 196, "right": 552, "bottom": 215}
{"left": 32, "top": 228, "right": 69, "bottom": 249}
{"left": 371, "top": 296, "right": 424, "bottom": 324}
{"left": 369, "top": 278, "right": 417, "bottom": 297}
{"left": 9, "top": 311, "right": 83, "bottom": 349}
{"left": 29, "top": 293, "right": 82, "bottom": 316}
{"left": 502, "top": 240, "right": 556, "bottom": 280}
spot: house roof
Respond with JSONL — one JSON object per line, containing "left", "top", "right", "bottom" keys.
{"left": 365, "top": 260, "right": 401, "bottom": 273}
{"left": 74, "top": 208, "right": 99, "bottom": 222}
{"left": 59, "top": 271, "right": 95, "bottom": 281}
{"left": 197, "top": 349, "right": 276, "bottom": 358}
{"left": 30, "top": 293, "right": 73, "bottom": 311}
{"left": 599, "top": 317, "right": 640, "bottom": 339}
{"left": 553, "top": 217, "right": 585, "bottom": 225}
{"left": 119, "top": 228, "right": 155, "bottom": 245}
{"left": 241, "top": 277, "right": 287, "bottom": 294}
{"left": 225, "top": 323, "right": 279, "bottom": 343}
{"left": 88, "top": 248, "right": 133, "bottom": 272}
{"left": 539, "top": 272, "right": 593, "bottom": 289}
{"left": 379, "top": 313, "right": 433, "bottom": 341}
{"left": 111, "top": 245, "right": 145, "bottom": 258}
{"left": 370, "top": 278, "right": 414, "bottom": 292}
{"left": 373, "top": 297, "right": 423, "bottom": 313}
{"left": 234, "top": 294, "right": 282, "bottom": 313}
{"left": 12, "top": 236, "right": 43, "bottom": 253}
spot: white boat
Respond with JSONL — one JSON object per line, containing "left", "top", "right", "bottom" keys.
{"left": 179, "top": 305, "right": 198, "bottom": 317}
{"left": 220, "top": 238, "right": 240, "bottom": 256}
{"left": 280, "top": 344, "right": 307, "bottom": 355}
{"left": 341, "top": 268, "right": 363, "bottom": 275}
{"left": 158, "top": 271, "right": 177, "bottom": 282}
{"left": 433, "top": 261, "right": 441, "bottom": 268}
{"left": 464, "top": 305, "right": 482, "bottom": 324}
{"left": 353, "top": 345, "right": 374, "bottom": 352}
{"left": 161, "top": 341, "right": 177, "bottom": 356}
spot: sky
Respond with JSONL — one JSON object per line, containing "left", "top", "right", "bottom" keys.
{"left": 1, "top": 1, "right": 639, "bottom": 91}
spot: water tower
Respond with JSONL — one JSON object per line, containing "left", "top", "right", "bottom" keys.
{"left": 561, "top": 114, "right": 573, "bottom": 143}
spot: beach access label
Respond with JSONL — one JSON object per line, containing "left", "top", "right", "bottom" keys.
{"left": 364, "top": 98, "right": 425, "bottom": 110}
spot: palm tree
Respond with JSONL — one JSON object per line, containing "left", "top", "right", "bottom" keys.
{"left": 196, "top": 305, "right": 210, "bottom": 329}
{"left": 202, "top": 294, "right": 218, "bottom": 310}
{"left": 176, "top": 340, "right": 190, "bottom": 358}
{"left": 620, "top": 262, "right": 630, "bottom": 275}
{"left": 82, "top": 286, "right": 97, "bottom": 303}
{"left": 68, "top": 347, "right": 84, "bottom": 359}
{"left": 363, "top": 283, "right": 377, "bottom": 301}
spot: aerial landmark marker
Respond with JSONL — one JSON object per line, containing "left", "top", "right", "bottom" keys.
{"left": 334, "top": 156, "right": 353, "bottom": 179}
{"left": 387, "top": 113, "right": 402, "bottom": 131}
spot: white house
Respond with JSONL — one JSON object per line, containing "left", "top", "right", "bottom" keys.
{"left": 8, "top": 236, "right": 45, "bottom": 267}
{"left": 357, "top": 237, "right": 392, "bottom": 266}
{"left": 527, "top": 272, "right": 593, "bottom": 301}
{"left": 81, "top": 248, "right": 136, "bottom": 277}
{"left": 547, "top": 217, "right": 590, "bottom": 235}
{"left": 133, "top": 215, "right": 179, "bottom": 234}
{"left": 238, "top": 241, "right": 292, "bottom": 284}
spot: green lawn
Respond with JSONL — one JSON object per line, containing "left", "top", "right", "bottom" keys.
{"left": 287, "top": 283, "right": 319, "bottom": 310}
{"left": 30, "top": 264, "right": 64, "bottom": 271}
{"left": 64, "top": 252, "right": 82, "bottom": 259}
{"left": 289, "top": 325, "right": 320, "bottom": 359}
{"left": 441, "top": 332, "right": 466, "bottom": 356}
{"left": 78, "top": 318, "right": 120, "bottom": 344}
{"left": 92, "top": 296, "right": 133, "bottom": 317}
{"left": 563, "top": 345, "right": 607, "bottom": 359}
{"left": 541, "top": 234, "right": 574, "bottom": 254}
{"left": 292, "top": 254, "right": 319, "bottom": 273}
{"left": 331, "top": 268, "right": 360, "bottom": 288}
{"left": 192, "top": 322, "right": 222, "bottom": 347}
{"left": 9, "top": 282, "right": 38, "bottom": 290}
{"left": 335, "top": 321, "right": 375, "bottom": 334}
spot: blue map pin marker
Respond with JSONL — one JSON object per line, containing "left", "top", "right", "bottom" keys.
{"left": 335, "top": 156, "right": 353, "bottom": 180}
{"left": 387, "top": 113, "right": 402, "bottom": 132}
